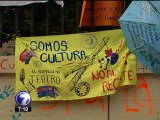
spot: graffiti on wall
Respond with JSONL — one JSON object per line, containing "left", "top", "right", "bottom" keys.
{"left": 0, "top": 76, "right": 159, "bottom": 120}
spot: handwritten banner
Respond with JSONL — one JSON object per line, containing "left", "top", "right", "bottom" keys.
{"left": 15, "top": 29, "right": 137, "bottom": 101}
{"left": 79, "top": 1, "right": 123, "bottom": 27}
{"left": 0, "top": 56, "right": 149, "bottom": 74}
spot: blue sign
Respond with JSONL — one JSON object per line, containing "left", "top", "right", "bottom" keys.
{"left": 119, "top": 1, "right": 160, "bottom": 75}
{"left": 15, "top": 91, "right": 31, "bottom": 107}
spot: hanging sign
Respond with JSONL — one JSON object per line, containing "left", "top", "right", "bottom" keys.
{"left": 79, "top": 0, "right": 123, "bottom": 27}
{"left": 119, "top": 1, "right": 160, "bottom": 75}
{"left": 15, "top": 29, "right": 137, "bottom": 101}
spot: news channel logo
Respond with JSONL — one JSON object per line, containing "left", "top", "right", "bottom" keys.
{"left": 15, "top": 91, "right": 31, "bottom": 112}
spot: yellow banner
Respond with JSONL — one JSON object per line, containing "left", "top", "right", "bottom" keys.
{"left": 15, "top": 29, "right": 137, "bottom": 101}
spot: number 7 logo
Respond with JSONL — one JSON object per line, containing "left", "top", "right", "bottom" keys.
{"left": 15, "top": 91, "right": 31, "bottom": 107}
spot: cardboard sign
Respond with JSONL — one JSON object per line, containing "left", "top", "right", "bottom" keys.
{"left": 79, "top": 0, "right": 123, "bottom": 27}
{"left": 119, "top": 1, "right": 160, "bottom": 75}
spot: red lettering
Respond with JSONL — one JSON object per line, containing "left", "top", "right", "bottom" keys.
{"left": 133, "top": 77, "right": 153, "bottom": 114}
{"left": 0, "top": 59, "right": 8, "bottom": 69}
{"left": 125, "top": 77, "right": 153, "bottom": 114}
{"left": 111, "top": 70, "right": 116, "bottom": 76}
{"left": 65, "top": 101, "right": 70, "bottom": 115}
{"left": 125, "top": 86, "right": 139, "bottom": 112}
{"left": 103, "top": 81, "right": 110, "bottom": 92}
{"left": 128, "top": 70, "right": 132, "bottom": 81}
{"left": 84, "top": 97, "right": 105, "bottom": 112}
{"left": 113, "top": 78, "right": 119, "bottom": 89}
{"left": 92, "top": 71, "right": 99, "bottom": 80}
{"left": 99, "top": 70, "right": 105, "bottom": 79}
{"left": 9, "top": 63, "right": 15, "bottom": 69}
{"left": 92, "top": 70, "right": 116, "bottom": 81}
{"left": 39, "top": 101, "right": 58, "bottom": 110}
{"left": 39, "top": 101, "right": 70, "bottom": 115}
{"left": 106, "top": 70, "right": 115, "bottom": 78}
{"left": 102, "top": 80, "right": 116, "bottom": 92}
{"left": 121, "top": 71, "right": 126, "bottom": 82}
{"left": 109, "top": 82, "right": 113, "bottom": 91}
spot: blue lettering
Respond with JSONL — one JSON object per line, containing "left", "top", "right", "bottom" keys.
{"left": 45, "top": 42, "right": 52, "bottom": 51}
{"left": 38, "top": 41, "right": 45, "bottom": 50}
{"left": 53, "top": 41, "right": 60, "bottom": 51}
{"left": 61, "top": 41, "right": 68, "bottom": 51}
{"left": 48, "top": 54, "right": 56, "bottom": 63}
{"left": 81, "top": 51, "right": 86, "bottom": 59}
{"left": 40, "top": 53, "right": 47, "bottom": 62}
{"left": 30, "top": 41, "right": 37, "bottom": 50}
{"left": 73, "top": 50, "right": 80, "bottom": 60}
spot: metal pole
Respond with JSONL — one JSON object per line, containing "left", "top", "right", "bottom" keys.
{"left": 76, "top": 0, "right": 79, "bottom": 33}
{"left": 46, "top": 2, "right": 49, "bottom": 35}
{"left": 61, "top": 5, "right": 64, "bottom": 34}
{"left": 31, "top": 5, "right": 34, "bottom": 36}
{"left": 15, "top": 8, "right": 18, "bottom": 35}
{"left": 123, "top": 0, "right": 126, "bottom": 12}
{"left": 91, "top": 0, "right": 94, "bottom": 32}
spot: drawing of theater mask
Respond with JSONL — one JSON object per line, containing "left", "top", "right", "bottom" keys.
{"left": 37, "top": 86, "right": 59, "bottom": 98}
{"left": 20, "top": 49, "right": 37, "bottom": 64}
